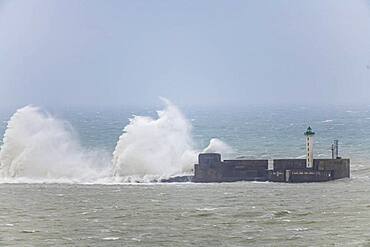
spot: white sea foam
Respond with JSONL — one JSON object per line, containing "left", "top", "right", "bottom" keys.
{"left": 196, "top": 207, "right": 218, "bottom": 211}
{"left": 112, "top": 98, "right": 232, "bottom": 181}
{"left": 102, "top": 237, "right": 120, "bottom": 241}
{"left": 0, "top": 106, "right": 110, "bottom": 182}
{"left": 0, "top": 101, "right": 231, "bottom": 183}
{"left": 295, "top": 155, "right": 306, "bottom": 159}
{"left": 322, "top": 119, "right": 333, "bottom": 123}
{"left": 112, "top": 99, "right": 196, "bottom": 178}
{"left": 203, "top": 138, "right": 233, "bottom": 157}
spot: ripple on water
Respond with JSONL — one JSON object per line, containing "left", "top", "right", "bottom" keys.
{"left": 195, "top": 207, "right": 218, "bottom": 211}
{"left": 102, "top": 237, "right": 120, "bottom": 241}
{"left": 273, "top": 210, "right": 291, "bottom": 217}
{"left": 21, "top": 229, "right": 38, "bottom": 233}
{"left": 2, "top": 177, "right": 370, "bottom": 246}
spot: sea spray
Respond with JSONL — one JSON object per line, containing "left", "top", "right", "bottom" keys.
{"left": 0, "top": 102, "right": 232, "bottom": 183}
{"left": 203, "top": 138, "right": 233, "bottom": 157}
{"left": 112, "top": 98, "right": 233, "bottom": 181}
{"left": 0, "top": 106, "right": 109, "bottom": 181}
{"left": 112, "top": 99, "right": 196, "bottom": 178}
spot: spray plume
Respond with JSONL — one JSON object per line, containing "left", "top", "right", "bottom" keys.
{"left": 0, "top": 106, "right": 108, "bottom": 181}
{"left": 0, "top": 101, "right": 232, "bottom": 183}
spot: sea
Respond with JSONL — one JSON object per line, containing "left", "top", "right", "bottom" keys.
{"left": 0, "top": 103, "right": 370, "bottom": 246}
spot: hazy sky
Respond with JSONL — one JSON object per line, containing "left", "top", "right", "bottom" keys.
{"left": 0, "top": 0, "right": 369, "bottom": 108}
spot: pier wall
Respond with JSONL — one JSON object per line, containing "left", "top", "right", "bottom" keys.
{"left": 315, "top": 159, "right": 350, "bottom": 179}
{"left": 269, "top": 158, "right": 350, "bottom": 182}
{"left": 193, "top": 154, "right": 268, "bottom": 182}
{"left": 193, "top": 154, "right": 350, "bottom": 183}
{"left": 273, "top": 159, "right": 306, "bottom": 171}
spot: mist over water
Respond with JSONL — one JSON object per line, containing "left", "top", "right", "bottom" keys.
{"left": 0, "top": 101, "right": 230, "bottom": 183}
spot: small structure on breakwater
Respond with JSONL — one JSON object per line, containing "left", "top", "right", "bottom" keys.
{"left": 162, "top": 127, "right": 350, "bottom": 183}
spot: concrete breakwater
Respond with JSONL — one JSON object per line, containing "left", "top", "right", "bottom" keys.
{"left": 190, "top": 153, "right": 350, "bottom": 183}
{"left": 162, "top": 153, "right": 350, "bottom": 183}
{"left": 162, "top": 127, "right": 350, "bottom": 183}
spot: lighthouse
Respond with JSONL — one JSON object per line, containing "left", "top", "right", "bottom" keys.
{"left": 304, "top": 126, "right": 315, "bottom": 168}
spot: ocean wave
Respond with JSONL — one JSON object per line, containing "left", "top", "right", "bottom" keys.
{"left": 0, "top": 100, "right": 231, "bottom": 184}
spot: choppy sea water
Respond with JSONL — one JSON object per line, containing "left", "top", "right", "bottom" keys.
{"left": 1, "top": 181, "right": 370, "bottom": 246}
{"left": 1, "top": 105, "right": 370, "bottom": 246}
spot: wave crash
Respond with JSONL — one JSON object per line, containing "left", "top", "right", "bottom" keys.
{"left": 0, "top": 101, "right": 232, "bottom": 183}
{"left": 0, "top": 106, "right": 110, "bottom": 183}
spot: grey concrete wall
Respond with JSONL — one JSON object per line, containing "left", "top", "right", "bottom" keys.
{"left": 273, "top": 159, "right": 307, "bottom": 171}
{"left": 194, "top": 156, "right": 268, "bottom": 182}
{"left": 288, "top": 170, "right": 333, "bottom": 182}
{"left": 198, "top": 153, "right": 221, "bottom": 165}
{"left": 194, "top": 153, "right": 350, "bottom": 183}
{"left": 196, "top": 153, "right": 223, "bottom": 182}
{"left": 315, "top": 159, "right": 350, "bottom": 179}
{"left": 194, "top": 163, "right": 223, "bottom": 182}
{"left": 268, "top": 170, "right": 285, "bottom": 182}
{"left": 222, "top": 160, "right": 268, "bottom": 178}
{"left": 223, "top": 160, "right": 268, "bottom": 169}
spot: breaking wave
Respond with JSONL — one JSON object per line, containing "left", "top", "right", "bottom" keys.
{"left": 0, "top": 100, "right": 231, "bottom": 183}
{"left": 0, "top": 106, "right": 110, "bottom": 182}
{"left": 112, "top": 98, "right": 231, "bottom": 182}
{"left": 112, "top": 99, "right": 196, "bottom": 180}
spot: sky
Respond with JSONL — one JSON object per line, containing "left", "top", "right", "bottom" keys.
{"left": 0, "top": 0, "right": 369, "bottom": 108}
